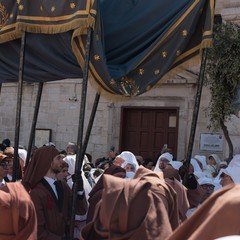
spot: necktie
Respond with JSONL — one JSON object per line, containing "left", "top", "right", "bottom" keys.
{"left": 54, "top": 181, "right": 60, "bottom": 199}
{"left": 54, "top": 180, "right": 63, "bottom": 210}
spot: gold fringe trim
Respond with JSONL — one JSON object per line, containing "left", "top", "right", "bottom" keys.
{"left": 0, "top": 14, "right": 95, "bottom": 43}
{"left": 72, "top": 15, "right": 95, "bottom": 37}
{"left": 0, "top": 30, "right": 22, "bottom": 44}
{"left": 72, "top": 34, "right": 116, "bottom": 94}
{"left": 16, "top": 17, "right": 94, "bottom": 35}
{"left": 154, "top": 55, "right": 201, "bottom": 87}
{"left": 87, "top": 73, "right": 133, "bottom": 102}
{"left": 85, "top": 54, "right": 202, "bottom": 103}
{"left": 72, "top": 35, "right": 130, "bottom": 102}
{"left": 73, "top": 40, "right": 205, "bottom": 102}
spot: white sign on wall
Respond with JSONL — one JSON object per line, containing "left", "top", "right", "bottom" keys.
{"left": 199, "top": 133, "right": 224, "bottom": 152}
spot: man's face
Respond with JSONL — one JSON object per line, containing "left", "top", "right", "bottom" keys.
{"left": 66, "top": 145, "right": 75, "bottom": 155}
{"left": 208, "top": 156, "right": 216, "bottom": 166}
{"left": 51, "top": 154, "right": 65, "bottom": 174}
{"left": 125, "top": 163, "right": 135, "bottom": 172}
{"left": 0, "top": 161, "right": 9, "bottom": 179}
{"left": 57, "top": 167, "right": 70, "bottom": 182}
{"left": 220, "top": 173, "right": 234, "bottom": 187}
{"left": 159, "top": 157, "right": 169, "bottom": 170}
{"left": 200, "top": 184, "right": 214, "bottom": 203}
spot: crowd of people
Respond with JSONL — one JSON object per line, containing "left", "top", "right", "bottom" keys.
{"left": 0, "top": 138, "right": 240, "bottom": 240}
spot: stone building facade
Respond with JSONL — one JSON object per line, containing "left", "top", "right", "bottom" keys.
{"left": 0, "top": 1, "right": 239, "bottom": 162}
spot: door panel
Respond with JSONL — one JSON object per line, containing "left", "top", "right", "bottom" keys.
{"left": 120, "top": 107, "right": 179, "bottom": 160}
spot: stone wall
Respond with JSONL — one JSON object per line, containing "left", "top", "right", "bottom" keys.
{"left": 1, "top": 80, "right": 115, "bottom": 160}
{"left": 216, "top": 0, "right": 240, "bottom": 23}
{"left": 0, "top": 78, "right": 207, "bottom": 161}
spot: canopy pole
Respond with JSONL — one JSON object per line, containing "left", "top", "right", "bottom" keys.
{"left": 12, "top": 32, "right": 26, "bottom": 182}
{"left": 70, "top": 27, "right": 92, "bottom": 238}
{"left": 25, "top": 82, "right": 44, "bottom": 168}
{"left": 81, "top": 92, "right": 100, "bottom": 159}
{"left": 185, "top": 49, "right": 208, "bottom": 167}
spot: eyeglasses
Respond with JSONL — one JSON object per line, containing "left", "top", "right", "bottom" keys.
{"left": 201, "top": 184, "right": 214, "bottom": 190}
{"left": 0, "top": 162, "right": 8, "bottom": 169}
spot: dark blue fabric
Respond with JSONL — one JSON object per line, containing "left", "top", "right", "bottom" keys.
{"left": 100, "top": 0, "right": 193, "bottom": 78}
{"left": 77, "top": 0, "right": 213, "bottom": 95}
{"left": 0, "top": 32, "right": 82, "bottom": 83}
{"left": 0, "top": 0, "right": 214, "bottom": 97}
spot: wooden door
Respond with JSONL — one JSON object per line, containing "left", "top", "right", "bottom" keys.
{"left": 119, "top": 107, "right": 179, "bottom": 161}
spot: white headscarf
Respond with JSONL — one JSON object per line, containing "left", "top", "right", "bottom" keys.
{"left": 194, "top": 171, "right": 205, "bottom": 179}
{"left": 190, "top": 158, "right": 203, "bottom": 173}
{"left": 169, "top": 161, "right": 183, "bottom": 170}
{"left": 215, "top": 236, "right": 240, "bottom": 240}
{"left": 153, "top": 152, "right": 173, "bottom": 172}
{"left": 64, "top": 155, "right": 75, "bottom": 177}
{"left": 228, "top": 154, "right": 240, "bottom": 168}
{"left": 197, "top": 177, "right": 214, "bottom": 186}
{"left": 194, "top": 155, "right": 207, "bottom": 170}
{"left": 64, "top": 154, "right": 89, "bottom": 175}
{"left": 63, "top": 154, "right": 92, "bottom": 199}
{"left": 221, "top": 167, "right": 240, "bottom": 184}
{"left": 215, "top": 154, "right": 240, "bottom": 185}
{"left": 117, "top": 151, "right": 139, "bottom": 172}
{"left": 18, "top": 149, "right": 27, "bottom": 166}
{"left": 219, "top": 161, "right": 228, "bottom": 167}
{"left": 208, "top": 154, "right": 221, "bottom": 165}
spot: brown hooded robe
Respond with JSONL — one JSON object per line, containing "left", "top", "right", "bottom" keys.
{"left": 0, "top": 182, "right": 37, "bottom": 240}
{"left": 168, "top": 183, "right": 240, "bottom": 240}
{"left": 81, "top": 166, "right": 179, "bottom": 240}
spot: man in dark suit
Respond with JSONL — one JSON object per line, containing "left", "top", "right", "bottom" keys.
{"left": 22, "top": 146, "right": 87, "bottom": 240}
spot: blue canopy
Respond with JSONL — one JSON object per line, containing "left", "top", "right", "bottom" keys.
{"left": 0, "top": 0, "right": 215, "bottom": 96}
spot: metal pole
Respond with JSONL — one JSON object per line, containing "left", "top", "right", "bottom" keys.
{"left": 185, "top": 49, "right": 208, "bottom": 167}
{"left": 81, "top": 92, "right": 100, "bottom": 159}
{"left": 13, "top": 32, "right": 26, "bottom": 182}
{"left": 69, "top": 27, "right": 92, "bottom": 238}
{"left": 25, "top": 82, "right": 44, "bottom": 168}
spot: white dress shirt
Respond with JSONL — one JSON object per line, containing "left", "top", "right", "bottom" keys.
{"left": 44, "top": 176, "right": 58, "bottom": 199}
